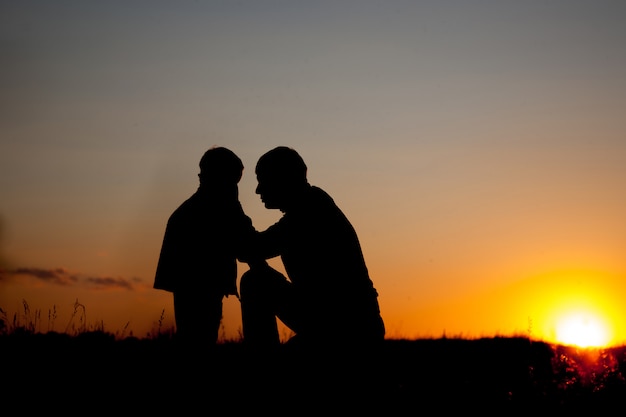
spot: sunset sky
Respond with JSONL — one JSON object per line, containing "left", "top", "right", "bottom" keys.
{"left": 2, "top": 1, "right": 625, "bottom": 347}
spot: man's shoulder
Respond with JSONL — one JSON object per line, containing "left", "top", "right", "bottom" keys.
{"left": 308, "top": 185, "right": 334, "bottom": 201}
{"left": 307, "top": 186, "right": 340, "bottom": 212}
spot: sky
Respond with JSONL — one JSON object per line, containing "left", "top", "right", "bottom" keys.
{"left": 2, "top": 1, "right": 626, "bottom": 347}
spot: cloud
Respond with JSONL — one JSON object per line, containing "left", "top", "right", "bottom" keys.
{"left": 0, "top": 267, "right": 141, "bottom": 290}
{"left": 84, "top": 275, "right": 142, "bottom": 290}
{"left": 4, "top": 267, "right": 78, "bottom": 286}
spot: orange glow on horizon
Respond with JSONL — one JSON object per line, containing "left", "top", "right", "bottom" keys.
{"left": 389, "top": 267, "right": 626, "bottom": 348}
{"left": 2, "top": 265, "right": 625, "bottom": 347}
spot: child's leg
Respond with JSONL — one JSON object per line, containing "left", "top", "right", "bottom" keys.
{"left": 174, "top": 291, "right": 222, "bottom": 347}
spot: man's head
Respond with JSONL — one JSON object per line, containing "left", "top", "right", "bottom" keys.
{"left": 198, "top": 146, "right": 243, "bottom": 186}
{"left": 255, "top": 146, "right": 308, "bottom": 210}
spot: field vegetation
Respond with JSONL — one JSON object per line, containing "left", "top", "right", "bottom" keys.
{"left": 1, "top": 301, "right": 625, "bottom": 413}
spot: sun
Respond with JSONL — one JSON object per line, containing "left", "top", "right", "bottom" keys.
{"left": 555, "top": 312, "right": 611, "bottom": 348}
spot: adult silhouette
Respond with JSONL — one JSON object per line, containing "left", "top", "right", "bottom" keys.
{"left": 154, "top": 146, "right": 255, "bottom": 351}
{"left": 239, "top": 146, "right": 385, "bottom": 353}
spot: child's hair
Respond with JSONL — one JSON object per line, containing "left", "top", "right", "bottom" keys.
{"left": 199, "top": 146, "right": 244, "bottom": 184}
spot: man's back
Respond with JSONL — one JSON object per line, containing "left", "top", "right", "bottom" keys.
{"left": 268, "top": 186, "right": 372, "bottom": 292}
{"left": 261, "top": 185, "right": 384, "bottom": 340}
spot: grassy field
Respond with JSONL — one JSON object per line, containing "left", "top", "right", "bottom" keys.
{"left": 1, "top": 327, "right": 625, "bottom": 413}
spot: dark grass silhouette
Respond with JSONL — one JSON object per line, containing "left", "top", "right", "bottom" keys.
{"left": 2, "top": 329, "right": 625, "bottom": 413}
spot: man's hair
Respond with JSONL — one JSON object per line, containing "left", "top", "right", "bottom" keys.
{"left": 199, "top": 146, "right": 244, "bottom": 184}
{"left": 256, "top": 146, "right": 308, "bottom": 184}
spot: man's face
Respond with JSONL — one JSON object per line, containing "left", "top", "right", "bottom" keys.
{"left": 255, "top": 172, "right": 286, "bottom": 210}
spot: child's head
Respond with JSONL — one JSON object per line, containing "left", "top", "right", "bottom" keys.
{"left": 198, "top": 147, "right": 244, "bottom": 185}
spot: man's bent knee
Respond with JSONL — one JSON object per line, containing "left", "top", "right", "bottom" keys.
{"left": 240, "top": 265, "right": 287, "bottom": 300}
{"left": 239, "top": 268, "right": 263, "bottom": 300}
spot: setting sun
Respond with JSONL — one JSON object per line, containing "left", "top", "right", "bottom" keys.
{"left": 527, "top": 269, "right": 624, "bottom": 348}
{"left": 555, "top": 311, "right": 611, "bottom": 348}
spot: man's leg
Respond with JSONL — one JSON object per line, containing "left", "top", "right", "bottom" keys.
{"left": 239, "top": 265, "right": 293, "bottom": 348}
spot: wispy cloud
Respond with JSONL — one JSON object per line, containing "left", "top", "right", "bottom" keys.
{"left": 0, "top": 267, "right": 142, "bottom": 290}
{"left": 84, "top": 275, "right": 142, "bottom": 290}
{"left": 4, "top": 267, "right": 78, "bottom": 286}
